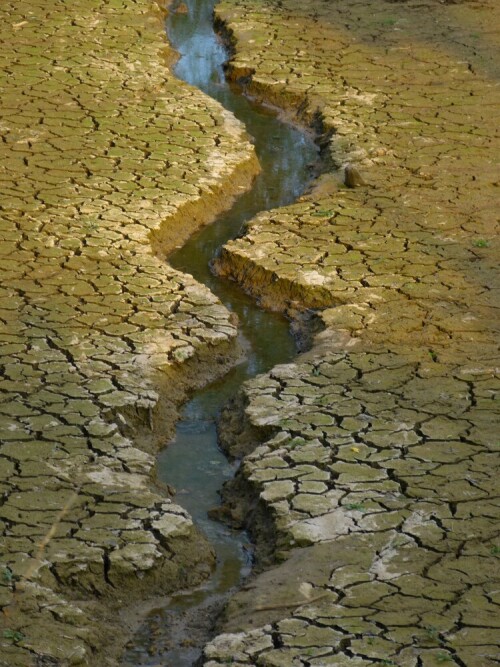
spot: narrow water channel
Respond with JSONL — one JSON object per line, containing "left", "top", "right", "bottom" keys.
{"left": 121, "top": 0, "right": 318, "bottom": 664}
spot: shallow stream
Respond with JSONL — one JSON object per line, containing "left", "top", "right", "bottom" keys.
{"left": 122, "top": 0, "right": 317, "bottom": 664}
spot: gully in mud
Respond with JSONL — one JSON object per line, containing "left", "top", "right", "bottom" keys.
{"left": 121, "top": 0, "right": 318, "bottom": 664}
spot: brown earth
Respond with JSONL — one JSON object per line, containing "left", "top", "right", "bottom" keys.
{"left": 201, "top": 0, "right": 499, "bottom": 665}
{"left": 0, "top": 0, "right": 259, "bottom": 664}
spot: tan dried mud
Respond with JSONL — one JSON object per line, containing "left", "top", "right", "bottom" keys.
{"left": 0, "top": 0, "right": 260, "bottom": 665}
{"left": 200, "top": 0, "right": 499, "bottom": 665}
{"left": 213, "top": 0, "right": 499, "bottom": 362}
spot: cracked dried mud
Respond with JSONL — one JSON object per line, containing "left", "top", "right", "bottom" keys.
{"left": 202, "top": 0, "right": 500, "bottom": 665}
{"left": 0, "top": 0, "right": 498, "bottom": 665}
{"left": 0, "top": 0, "right": 258, "bottom": 663}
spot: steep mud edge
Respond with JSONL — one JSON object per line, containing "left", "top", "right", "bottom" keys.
{"left": 213, "top": 0, "right": 499, "bottom": 358}
{"left": 201, "top": 0, "right": 500, "bottom": 665}
{"left": 0, "top": 0, "right": 261, "bottom": 665}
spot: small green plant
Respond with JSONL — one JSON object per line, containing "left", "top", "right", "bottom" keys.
{"left": 424, "top": 625, "right": 440, "bottom": 642}
{"left": 436, "top": 653, "right": 453, "bottom": 663}
{"left": 490, "top": 546, "right": 500, "bottom": 555}
{"left": 381, "top": 18, "right": 396, "bottom": 26}
{"left": 2, "top": 567, "right": 13, "bottom": 583}
{"left": 472, "top": 238, "right": 490, "bottom": 248}
{"left": 345, "top": 502, "right": 366, "bottom": 511}
{"left": 3, "top": 629, "right": 25, "bottom": 643}
{"left": 428, "top": 349, "right": 438, "bottom": 362}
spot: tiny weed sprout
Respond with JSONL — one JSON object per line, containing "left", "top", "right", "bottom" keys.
{"left": 2, "top": 567, "right": 13, "bottom": 583}
{"left": 3, "top": 629, "right": 25, "bottom": 643}
{"left": 424, "top": 626, "right": 441, "bottom": 642}
{"left": 472, "top": 238, "right": 490, "bottom": 248}
{"left": 436, "top": 653, "right": 453, "bottom": 663}
{"left": 345, "top": 502, "right": 366, "bottom": 511}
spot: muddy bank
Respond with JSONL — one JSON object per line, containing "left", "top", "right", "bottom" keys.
{"left": 212, "top": 0, "right": 499, "bottom": 359}
{"left": 0, "top": 0, "right": 262, "bottom": 664}
{"left": 197, "top": 0, "right": 499, "bottom": 665}
{"left": 205, "top": 348, "right": 499, "bottom": 666}
{"left": 121, "top": 0, "right": 321, "bottom": 662}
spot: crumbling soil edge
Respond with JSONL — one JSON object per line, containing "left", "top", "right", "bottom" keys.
{"left": 0, "top": 5, "right": 263, "bottom": 667}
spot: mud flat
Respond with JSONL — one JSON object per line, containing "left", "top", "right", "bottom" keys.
{"left": 1, "top": 0, "right": 498, "bottom": 664}
{"left": 200, "top": 0, "right": 500, "bottom": 665}
{"left": 0, "top": 0, "right": 260, "bottom": 664}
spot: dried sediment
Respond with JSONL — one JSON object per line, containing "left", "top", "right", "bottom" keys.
{"left": 209, "top": 351, "right": 499, "bottom": 665}
{"left": 0, "top": 0, "right": 259, "bottom": 665}
{"left": 213, "top": 0, "right": 499, "bottom": 361}
{"left": 202, "top": 0, "right": 500, "bottom": 665}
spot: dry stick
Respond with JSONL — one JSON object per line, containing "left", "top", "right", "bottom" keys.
{"left": 254, "top": 592, "right": 330, "bottom": 612}
{"left": 1, "top": 485, "right": 82, "bottom": 629}
{"left": 18, "top": 487, "right": 81, "bottom": 591}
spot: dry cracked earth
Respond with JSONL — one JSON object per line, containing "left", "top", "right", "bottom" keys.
{"left": 0, "top": 0, "right": 499, "bottom": 666}
{"left": 0, "top": 0, "right": 258, "bottom": 663}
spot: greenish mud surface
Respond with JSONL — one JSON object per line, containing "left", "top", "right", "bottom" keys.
{"left": 0, "top": 0, "right": 499, "bottom": 665}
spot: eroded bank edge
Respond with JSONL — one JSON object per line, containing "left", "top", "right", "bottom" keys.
{"left": 211, "top": 8, "right": 360, "bottom": 321}
{"left": 197, "top": 3, "right": 499, "bottom": 665}
{"left": 0, "top": 0, "right": 262, "bottom": 663}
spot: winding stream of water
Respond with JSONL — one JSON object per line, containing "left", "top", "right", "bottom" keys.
{"left": 122, "top": 0, "right": 317, "bottom": 664}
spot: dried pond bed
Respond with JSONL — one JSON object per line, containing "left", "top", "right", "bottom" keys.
{"left": 202, "top": 0, "right": 500, "bottom": 665}
{"left": 0, "top": 0, "right": 258, "bottom": 664}
{"left": 0, "top": 0, "right": 498, "bottom": 665}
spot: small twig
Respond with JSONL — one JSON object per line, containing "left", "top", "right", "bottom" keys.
{"left": 16, "top": 488, "right": 81, "bottom": 592}
{"left": 253, "top": 592, "right": 330, "bottom": 612}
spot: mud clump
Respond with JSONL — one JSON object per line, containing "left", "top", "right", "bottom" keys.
{"left": 344, "top": 164, "right": 367, "bottom": 188}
